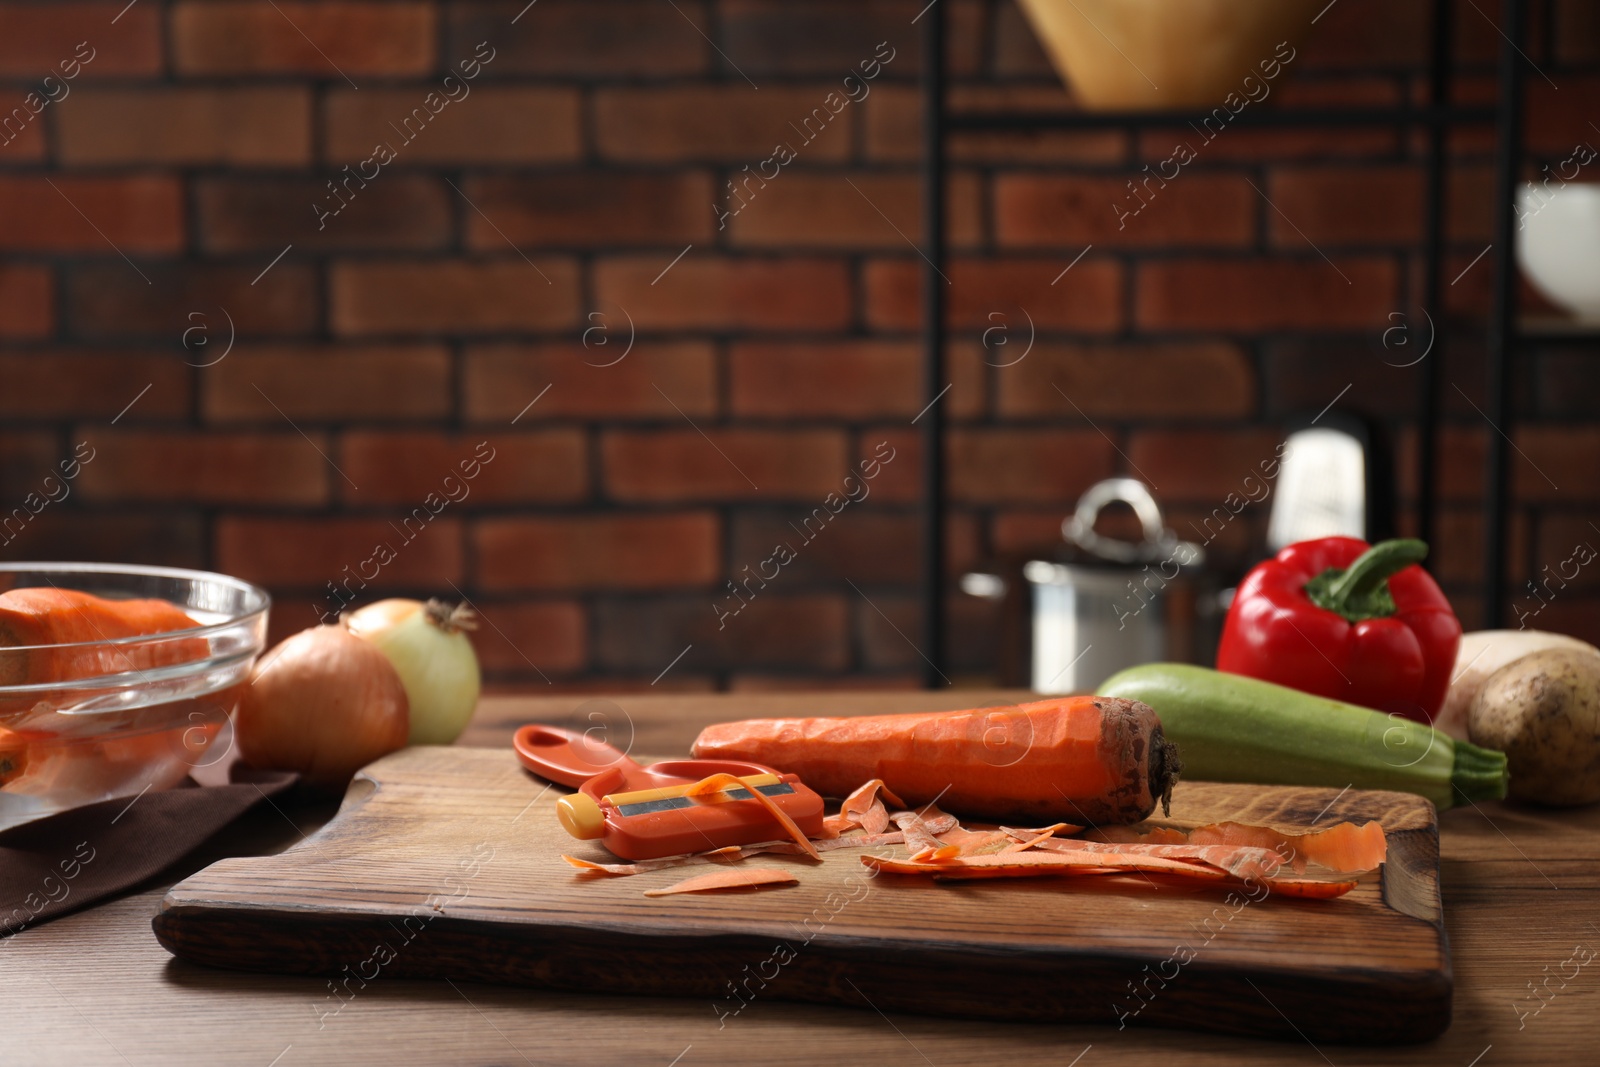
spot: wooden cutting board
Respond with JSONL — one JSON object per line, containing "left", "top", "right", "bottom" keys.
{"left": 154, "top": 746, "right": 1450, "bottom": 1043}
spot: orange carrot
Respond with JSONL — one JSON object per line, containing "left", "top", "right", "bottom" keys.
{"left": 692, "top": 696, "right": 1181, "bottom": 827}
{"left": 643, "top": 868, "right": 798, "bottom": 897}
{"left": 0, "top": 588, "right": 205, "bottom": 686}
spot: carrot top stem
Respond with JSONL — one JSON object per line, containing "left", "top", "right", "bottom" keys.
{"left": 1149, "top": 725, "right": 1182, "bottom": 817}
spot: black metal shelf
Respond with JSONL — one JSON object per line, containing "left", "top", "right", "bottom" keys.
{"left": 919, "top": 0, "right": 1526, "bottom": 685}
{"left": 1483, "top": 0, "right": 1527, "bottom": 626}
{"left": 945, "top": 105, "right": 1497, "bottom": 132}
{"left": 1517, "top": 317, "right": 1600, "bottom": 344}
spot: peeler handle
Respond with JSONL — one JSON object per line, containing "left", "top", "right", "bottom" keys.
{"left": 513, "top": 724, "right": 644, "bottom": 788}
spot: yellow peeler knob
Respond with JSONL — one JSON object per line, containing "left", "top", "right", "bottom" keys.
{"left": 557, "top": 792, "right": 606, "bottom": 840}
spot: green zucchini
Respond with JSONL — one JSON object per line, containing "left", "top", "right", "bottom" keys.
{"left": 1098, "top": 663, "right": 1508, "bottom": 809}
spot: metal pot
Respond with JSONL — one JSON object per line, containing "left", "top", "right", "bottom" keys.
{"left": 962, "top": 479, "right": 1220, "bottom": 693}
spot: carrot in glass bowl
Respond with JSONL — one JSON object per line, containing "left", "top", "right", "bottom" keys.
{"left": 0, "top": 587, "right": 208, "bottom": 687}
{"left": 0, "top": 566, "right": 267, "bottom": 829}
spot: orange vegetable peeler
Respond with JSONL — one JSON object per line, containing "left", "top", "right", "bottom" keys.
{"left": 512, "top": 724, "right": 825, "bottom": 861}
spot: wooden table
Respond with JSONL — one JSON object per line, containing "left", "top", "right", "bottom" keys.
{"left": 6, "top": 691, "right": 1598, "bottom": 1066}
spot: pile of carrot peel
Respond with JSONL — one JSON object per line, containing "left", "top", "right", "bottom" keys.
{"left": 562, "top": 778, "right": 1387, "bottom": 900}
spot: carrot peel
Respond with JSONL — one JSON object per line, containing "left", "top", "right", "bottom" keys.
{"left": 999, "top": 824, "right": 1072, "bottom": 854}
{"left": 1086, "top": 819, "right": 1387, "bottom": 875}
{"left": 1254, "top": 877, "right": 1360, "bottom": 899}
{"left": 561, "top": 845, "right": 744, "bottom": 877}
{"left": 643, "top": 868, "right": 798, "bottom": 897}
{"left": 741, "top": 831, "right": 905, "bottom": 858}
{"left": 684, "top": 772, "right": 822, "bottom": 861}
{"left": 861, "top": 850, "right": 1231, "bottom": 882}
{"left": 892, "top": 808, "right": 950, "bottom": 857}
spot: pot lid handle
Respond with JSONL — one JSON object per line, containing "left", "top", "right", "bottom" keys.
{"left": 1061, "top": 478, "right": 1170, "bottom": 563}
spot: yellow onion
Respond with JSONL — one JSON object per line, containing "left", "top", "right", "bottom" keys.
{"left": 237, "top": 625, "right": 410, "bottom": 789}
{"left": 343, "top": 599, "right": 481, "bottom": 745}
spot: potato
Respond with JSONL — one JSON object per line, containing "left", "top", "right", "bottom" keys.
{"left": 1469, "top": 647, "right": 1600, "bottom": 806}
{"left": 1436, "top": 630, "right": 1599, "bottom": 741}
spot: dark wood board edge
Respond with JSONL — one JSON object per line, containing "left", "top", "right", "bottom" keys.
{"left": 152, "top": 903, "right": 1452, "bottom": 1045}
{"left": 1381, "top": 823, "right": 1445, "bottom": 924}
{"left": 1376, "top": 820, "right": 1454, "bottom": 1033}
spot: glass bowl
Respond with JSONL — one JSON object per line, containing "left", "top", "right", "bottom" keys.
{"left": 0, "top": 563, "right": 270, "bottom": 831}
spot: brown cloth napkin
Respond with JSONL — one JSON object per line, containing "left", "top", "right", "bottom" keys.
{"left": 0, "top": 765, "right": 296, "bottom": 939}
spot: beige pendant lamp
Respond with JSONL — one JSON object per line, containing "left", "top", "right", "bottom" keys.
{"left": 1014, "top": 0, "right": 1322, "bottom": 110}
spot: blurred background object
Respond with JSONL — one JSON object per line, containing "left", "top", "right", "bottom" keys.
{"left": 962, "top": 478, "right": 1216, "bottom": 693}
{"left": 1517, "top": 179, "right": 1600, "bottom": 320}
{"left": 1014, "top": 0, "right": 1321, "bottom": 109}
{"left": 1, "top": 0, "right": 1598, "bottom": 691}
{"left": 1266, "top": 412, "right": 1394, "bottom": 551}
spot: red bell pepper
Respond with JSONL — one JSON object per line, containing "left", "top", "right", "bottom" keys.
{"left": 1217, "top": 537, "right": 1461, "bottom": 723}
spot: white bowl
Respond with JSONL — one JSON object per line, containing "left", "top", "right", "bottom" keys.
{"left": 1517, "top": 180, "right": 1600, "bottom": 322}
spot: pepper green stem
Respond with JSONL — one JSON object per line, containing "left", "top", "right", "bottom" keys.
{"left": 1304, "top": 538, "right": 1429, "bottom": 623}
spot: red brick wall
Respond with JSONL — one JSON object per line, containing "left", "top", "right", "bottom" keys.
{"left": 2, "top": 0, "right": 1598, "bottom": 689}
